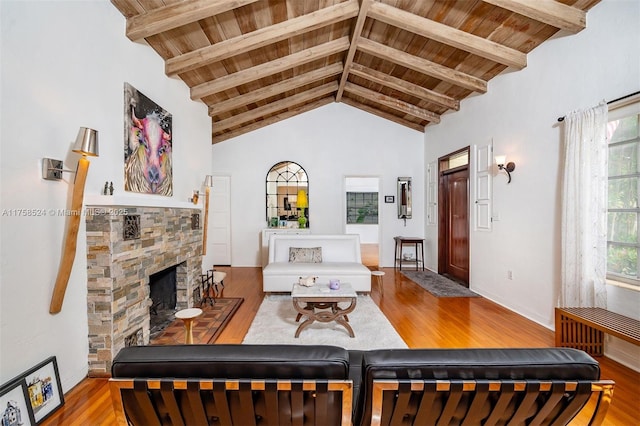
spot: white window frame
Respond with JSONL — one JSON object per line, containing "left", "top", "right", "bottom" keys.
{"left": 607, "top": 94, "right": 640, "bottom": 291}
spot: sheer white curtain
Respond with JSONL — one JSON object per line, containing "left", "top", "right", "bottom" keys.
{"left": 561, "top": 102, "right": 608, "bottom": 308}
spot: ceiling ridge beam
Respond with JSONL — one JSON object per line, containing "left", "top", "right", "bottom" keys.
{"left": 344, "top": 82, "right": 440, "bottom": 123}
{"left": 166, "top": 0, "right": 359, "bottom": 76}
{"left": 357, "top": 38, "right": 487, "bottom": 93}
{"left": 213, "top": 82, "right": 338, "bottom": 132}
{"left": 212, "top": 97, "right": 334, "bottom": 144}
{"left": 341, "top": 98, "right": 425, "bottom": 132}
{"left": 210, "top": 63, "right": 343, "bottom": 116}
{"left": 126, "top": 0, "right": 260, "bottom": 41}
{"left": 482, "top": 0, "right": 586, "bottom": 33}
{"left": 191, "top": 37, "right": 350, "bottom": 100}
{"left": 335, "top": 0, "right": 373, "bottom": 102}
{"left": 368, "top": 2, "right": 526, "bottom": 69}
{"left": 349, "top": 63, "right": 459, "bottom": 111}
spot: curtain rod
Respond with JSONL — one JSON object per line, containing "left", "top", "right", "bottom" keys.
{"left": 557, "top": 91, "right": 640, "bottom": 122}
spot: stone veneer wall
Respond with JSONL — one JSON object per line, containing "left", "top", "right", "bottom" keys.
{"left": 85, "top": 206, "right": 202, "bottom": 375}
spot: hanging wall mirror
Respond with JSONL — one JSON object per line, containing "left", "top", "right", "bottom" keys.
{"left": 398, "top": 177, "right": 412, "bottom": 220}
{"left": 266, "top": 161, "right": 309, "bottom": 228}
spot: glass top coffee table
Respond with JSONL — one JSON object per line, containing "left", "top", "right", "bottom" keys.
{"left": 291, "top": 282, "right": 357, "bottom": 338}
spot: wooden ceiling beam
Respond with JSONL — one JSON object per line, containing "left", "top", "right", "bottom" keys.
{"left": 344, "top": 82, "right": 440, "bottom": 123}
{"left": 210, "top": 63, "right": 343, "bottom": 116}
{"left": 482, "top": 0, "right": 586, "bottom": 33}
{"left": 126, "top": 0, "right": 259, "bottom": 41}
{"left": 358, "top": 38, "right": 487, "bottom": 93}
{"left": 341, "top": 98, "right": 425, "bottom": 132}
{"left": 211, "top": 97, "right": 334, "bottom": 144}
{"left": 349, "top": 63, "right": 459, "bottom": 111}
{"left": 368, "top": 2, "right": 526, "bottom": 69}
{"left": 191, "top": 37, "right": 350, "bottom": 100}
{"left": 213, "top": 82, "right": 338, "bottom": 132}
{"left": 335, "top": 0, "right": 373, "bottom": 102}
{"left": 166, "top": 0, "right": 359, "bottom": 76}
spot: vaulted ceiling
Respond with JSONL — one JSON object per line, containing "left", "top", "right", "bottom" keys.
{"left": 111, "top": 0, "right": 601, "bottom": 144}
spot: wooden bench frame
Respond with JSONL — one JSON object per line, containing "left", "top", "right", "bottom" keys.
{"left": 110, "top": 378, "right": 352, "bottom": 426}
{"left": 370, "top": 379, "right": 615, "bottom": 426}
{"left": 555, "top": 307, "right": 640, "bottom": 356}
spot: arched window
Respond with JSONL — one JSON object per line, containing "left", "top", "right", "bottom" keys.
{"left": 266, "top": 161, "right": 309, "bottom": 228}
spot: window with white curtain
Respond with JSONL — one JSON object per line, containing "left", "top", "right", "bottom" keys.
{"left": 607, "top": 97, "right": 640, "bottom": 289}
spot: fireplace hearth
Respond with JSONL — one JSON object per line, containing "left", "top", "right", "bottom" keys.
{"left": 85, "top": 206, "right": 203, "bottom": 376}
{"left": 149, "top": 264, "right": 178, "bottom": 339}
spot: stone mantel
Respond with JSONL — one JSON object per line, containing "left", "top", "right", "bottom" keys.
{"left": 85, "top": 205, "right": 203, "bottom": 376}
{"left": 85, "top": 194, "right": 202, "bottom": 209}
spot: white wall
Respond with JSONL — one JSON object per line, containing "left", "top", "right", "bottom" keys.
{"left": 211, "top": 103, "right": 424, "bottom": 267}
{"left": 0, "top": 1, "right": 211, "bottom": 390}
{"left": 424, "top": 0, "right": 640, "bottom": 369}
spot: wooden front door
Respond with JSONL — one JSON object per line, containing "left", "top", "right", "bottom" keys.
{"left": 439, "top": 166, "right": 470, "bottom": 285}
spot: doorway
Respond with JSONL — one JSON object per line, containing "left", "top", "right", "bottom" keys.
{"left": 438, "top": 148, "right": 470, "bottom": 285}
{"left": 210, "top": 175, "right": 231, "bottom": 266}
{"left": 344, "top": 176, "right": 380, "bottom": 267}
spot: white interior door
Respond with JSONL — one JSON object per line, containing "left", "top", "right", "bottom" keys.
{"left": 210, "top": 175, "right": 231, "bottom": 265}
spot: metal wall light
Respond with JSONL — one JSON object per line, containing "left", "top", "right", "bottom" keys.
{"left": 42, "top": 127, "right": 99, "bottom": 180}
{"left": 49, "top": 127, "right": 99, "bottom": 314}
{"left": 495, "top": 155, "right": 516, "bottom": 183}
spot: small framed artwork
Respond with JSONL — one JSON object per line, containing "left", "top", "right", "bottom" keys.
{"left": 385, "top": 195, "right": 395, "bottom": 203}
{"left": 23, "top": 357, "right": 64, "bottom": 424}
{"left": 1, "top": 379, "right": 36, "bottom": 426}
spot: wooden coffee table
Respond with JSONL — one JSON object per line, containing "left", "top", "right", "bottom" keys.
{"left": 291, "top": 282, "right": 357, "bottom": 338}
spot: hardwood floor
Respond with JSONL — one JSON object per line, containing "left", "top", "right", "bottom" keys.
{"left": 41, "top": 267, "right": 639, "bottom": 425}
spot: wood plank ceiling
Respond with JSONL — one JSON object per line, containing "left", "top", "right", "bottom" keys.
{"left": 111, "top": 0, "right": 601, "bottom": 144}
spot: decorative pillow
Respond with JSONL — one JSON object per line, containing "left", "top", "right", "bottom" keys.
{"left": 289, "top": 247, "right": 322, "bottom": 263}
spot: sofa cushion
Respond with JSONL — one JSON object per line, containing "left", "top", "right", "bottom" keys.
{"left": 112, "top": 344, "right": 351, "bottom": 380}
{"left": 361, "top": 347, "right": 600, "bottom": 381}
{"left": 264, "top": 261, "right": 370, "bottom": 276}
{"left": 289, "top": 246, "right": 322, "bottom": 263}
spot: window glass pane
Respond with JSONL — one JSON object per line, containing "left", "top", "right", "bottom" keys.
{"left": 607, "top": 178, "right": 639, "bottom": 209}
{"left": 608, "top": 142, "right": 639, "bottom": 176}
{"left": 607, "top": 244, "right": 638, "bottom": 278}
{"left": 607, "top": 108, "right": 640, "bottom": 285}
{"left": 607, "top": 212, "right": 638, "bottom": 243}
{"left": 346, "top": 192, "right": 378, "bottom": 224}
{"left": 448, "top": 151, "right": 469, "bottom": 169}
{"left": 609, "top": 115, "right": 639, "bottom": 143}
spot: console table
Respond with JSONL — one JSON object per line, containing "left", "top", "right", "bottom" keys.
{"left": 394, "top": 236, "right": 425, "bottom": 271}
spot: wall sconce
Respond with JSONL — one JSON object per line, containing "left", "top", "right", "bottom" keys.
{"left": 202, "top": 175, "right": 213, "bottom": 255}
{"left": 42, "top": 127, "right": 99, "bottom": 180}
{"left": 49, "top": 127, "right": 99, "bottom": 314}
{"left": 495, "top": 155, "right": 516, "bottom": 184}
{"left": 190, "top": 190, "right": 200, "bottom": 204}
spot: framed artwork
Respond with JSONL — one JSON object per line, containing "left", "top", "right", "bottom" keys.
{"left": 1, "top": 379, "right": 36, "bottom": 426}
{"left": 124, "top": 82, "right": 173, "bottom": 196}
{"left": 385, "top": 195, "right": 395, "bottom": 203}
{"left": 23, "top": 357, "right": 64, "bottom": 424}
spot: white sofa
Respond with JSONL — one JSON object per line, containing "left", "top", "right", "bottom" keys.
{"left": 262, "top": 234, "right": 372, "bottom": 292}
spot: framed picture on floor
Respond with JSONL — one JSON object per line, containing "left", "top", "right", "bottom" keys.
{"left": 23, "top": 357, "right": 64, "bottom": 424}
{"left": 1, "top": 378, "right": 36, "bottom": 426}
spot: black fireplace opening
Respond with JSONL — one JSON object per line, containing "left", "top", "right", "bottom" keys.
{"left": 149, "top": 265, "right": 177, "bottom": 339}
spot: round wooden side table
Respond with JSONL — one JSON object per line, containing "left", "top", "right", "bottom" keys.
{"left": 175, "top": 308, "right": 203, "bottom": 344}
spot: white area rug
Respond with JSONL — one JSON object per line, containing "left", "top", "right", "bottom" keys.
{"left": 243, "top": 294, "right": 408, "bottom": 350}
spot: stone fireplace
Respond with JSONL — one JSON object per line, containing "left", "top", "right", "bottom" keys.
{"left": 85, "top": 206, "right": 202, "bottom": 376}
